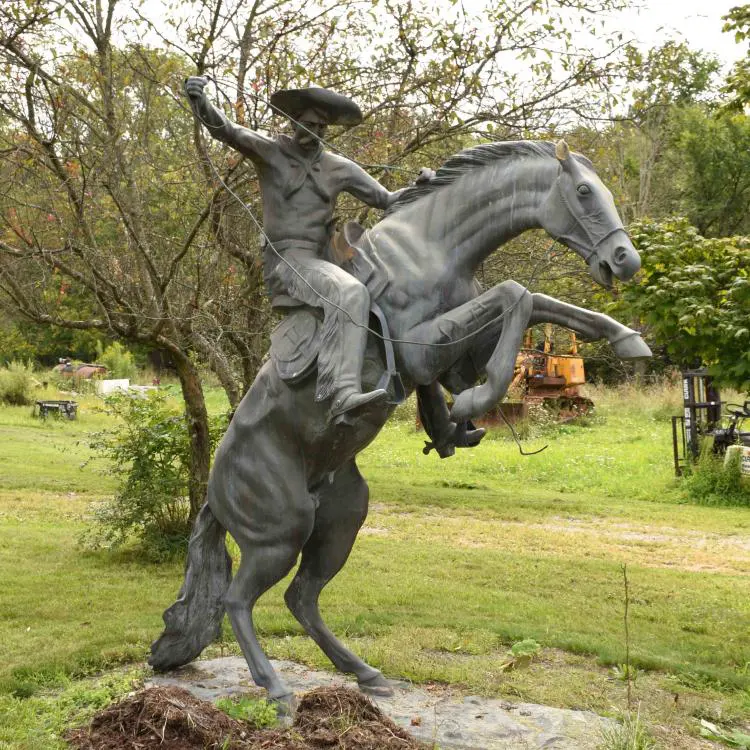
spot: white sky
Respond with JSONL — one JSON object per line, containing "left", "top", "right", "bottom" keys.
{"left": 607, "top": 0, "right": 744, "bottom": 67}
{"left": 130, "top": 0, "right": 746, "bottom": 72}
{"left": 448, "top": 0, "right": 746, "bottom": 69}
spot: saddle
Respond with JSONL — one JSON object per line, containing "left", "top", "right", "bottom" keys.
{"left": 269, "top": 223, "right": 405, "bottom": 403}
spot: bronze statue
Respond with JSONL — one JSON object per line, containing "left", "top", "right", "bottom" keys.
{"left": 151, "top": 89, "right": 651, "bottom": 713}
{"left": 185, "top": 78, "right": 482, "bottom": 452}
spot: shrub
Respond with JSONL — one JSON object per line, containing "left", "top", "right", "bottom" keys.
{"left": 0, "top": 361, "right": 36, "bottom": 405}
{"left": 83, "top": 390, "right": 227, "bottom": 560}
{"left": 48, "top": 367, "right": 97, "bottom": 395}
{"left": 682, "top": 447, "right": 750, "bottom": 508}
{"left": 95, "top": 341, "right": 137, "bottom": 380}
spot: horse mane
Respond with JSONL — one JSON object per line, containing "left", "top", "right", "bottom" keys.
{"left": 385, "top": 140, "right": 594, "bottom": 216}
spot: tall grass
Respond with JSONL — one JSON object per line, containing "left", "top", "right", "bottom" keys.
{"left": 0, "top": 360, "right": 36, "bottom": 405}
{"left": 598, "top": 708, "right": 658, "bottom": 750}
{"left": 683, "top": 447, "right": 750, "bottom": 507}
{"left": 585, "top": 376, "right": 683, "bottom": 422}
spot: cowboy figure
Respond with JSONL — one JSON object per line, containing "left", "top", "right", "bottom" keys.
{"left": 185, "top": 78, "right": 484, "bottom": 450}
{"left": 187, "top": 77, "right": 417, "bottom": 419}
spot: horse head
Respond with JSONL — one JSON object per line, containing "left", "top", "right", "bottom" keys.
{"left": 539, "top": 140, "right": 640, "bottom": 288}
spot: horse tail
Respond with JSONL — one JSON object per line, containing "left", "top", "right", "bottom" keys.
{"left": 149, "top": 501, "right": 232, "bottom": 672}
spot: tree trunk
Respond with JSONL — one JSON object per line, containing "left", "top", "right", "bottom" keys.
{"left": 173, "top": 352, "right": 211, "bottom": 520}
{"left": 193, "top": 332, "right": 243, "bottom": 409}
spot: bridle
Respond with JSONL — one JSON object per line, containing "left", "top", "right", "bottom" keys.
{"left": 552, "top": 167, "right": 626, "bottom": 267}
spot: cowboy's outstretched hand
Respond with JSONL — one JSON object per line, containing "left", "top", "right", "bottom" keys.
{"left": 185, "top": 76, "right": 208, "bottom": 101}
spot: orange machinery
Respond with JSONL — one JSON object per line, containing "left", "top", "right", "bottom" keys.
{"left": 506, "top": 325, "right": 592, "bottom": 420}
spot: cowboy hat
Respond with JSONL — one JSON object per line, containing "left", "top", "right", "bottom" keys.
{"left": 270, "top": 87, "right": 363, "bottom": 126}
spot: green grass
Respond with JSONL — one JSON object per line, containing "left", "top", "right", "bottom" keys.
{"left": 0, "top": 667, "right": 146, "bottom": 749}
{"left": 0, "top": 493, "right": 180, "bottom": 695}
{"left": 598, "top": 708, "right": 658, "bottom": 750}
{"left": 1, "top": 379, "right": 749, "bottom": 748}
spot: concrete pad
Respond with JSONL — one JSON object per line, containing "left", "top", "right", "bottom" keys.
{"left": 148, "top": 656, "right": 612, "bottom": 749}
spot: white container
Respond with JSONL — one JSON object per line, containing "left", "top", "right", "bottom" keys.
{"left": 96, "top": 378, "right": 130, "bottom": 395}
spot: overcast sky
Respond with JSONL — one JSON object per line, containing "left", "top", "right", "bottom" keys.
{"left": 132, "top": 0, "right": 746, "bottom": 71}
{"left": 606, "top": 0, "right": 744, "bottom": 67}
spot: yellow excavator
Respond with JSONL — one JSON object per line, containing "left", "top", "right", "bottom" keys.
{"left": 505, "top": 324, "right": 593, "bottom": 421}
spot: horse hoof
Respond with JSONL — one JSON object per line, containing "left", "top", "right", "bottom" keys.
{"left": 612, "top": 331, "right": 652, "bottom": 360}
{"left": 269, "top": 691, "right": 297, "bottom": 718}
{"left": 358, "top": 673, "right": 395, "bottom": 697}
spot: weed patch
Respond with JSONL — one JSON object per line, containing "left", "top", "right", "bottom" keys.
{"left": 682, "top": 449, "right": 750, "bottom": 508}
{"left": 215, "top": 694, "right": 279, "bottom": 728}
{"left": 0, "top": 667, "right": 145, "bottom": 750}
{"left": 598, "top": 707, "right": 657, "bottom": 750}
{"left": 0, "top": 360, "right": 36, "bottom": 405}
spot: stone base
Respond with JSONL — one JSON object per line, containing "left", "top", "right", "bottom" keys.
{"left": 147, "top": 657, "right": 612, "bottom": 750}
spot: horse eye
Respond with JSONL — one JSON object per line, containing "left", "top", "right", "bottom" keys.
{"left": 577, "top": 184, "right": 591, "bottom": 196}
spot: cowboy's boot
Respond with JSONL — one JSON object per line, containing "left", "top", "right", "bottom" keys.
{"left": 330, "top": 387, "right": 388, "bottom": 421}
{"left": 328, "top": 287, "right": 388, "bottom": 423}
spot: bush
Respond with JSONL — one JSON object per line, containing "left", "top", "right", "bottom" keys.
{"left": 95, "top": 341, "right": 137, "bottom": 380}
{"left": 84, "top": 390, "right": 227, "bottom": 560}
{"left": 47, "top": 367, "right": 98, "bottom": 395}
{"left": 682, "top": 446, "right": 750, "bottom": 507}
{"left": 0, "top": 361, "right": 36, "bottom": 405}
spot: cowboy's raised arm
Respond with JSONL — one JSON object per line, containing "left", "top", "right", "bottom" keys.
{"left": 337, "top": 157, "right": 402, "bottom": 210}
{"left": 184, "top": 77, "right": 274, "bottom": 165}
{"left": 341, "top": 159, "right": 435, "bottom": 210}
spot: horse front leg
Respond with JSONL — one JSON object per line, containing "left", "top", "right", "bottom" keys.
{"left": 397, "top": 280, "right": 533, "bottom": 421}
{"left": 529, "top": 294, "right": 652, "bottom": 359}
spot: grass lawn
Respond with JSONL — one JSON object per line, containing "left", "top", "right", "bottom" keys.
{"left": 0, "top": 380, "right": 748, "bottom": 748}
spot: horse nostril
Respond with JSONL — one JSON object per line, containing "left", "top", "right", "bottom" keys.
{"left": 614, "top": 246, "right": 629, "bottom": 265}
{"left": 611, "top": 245, "right": 641, "bottom": 278}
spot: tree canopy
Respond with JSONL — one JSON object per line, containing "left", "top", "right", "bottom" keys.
{"left": 0, "top": 0, "right": 641, "bottom": 513}
{"left": 607, "top": 218, "right": 750, "bottom": 391}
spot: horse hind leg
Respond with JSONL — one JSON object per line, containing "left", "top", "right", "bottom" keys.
{"left": 224, "top": 537, "right": 306, "bottom": 713}
{"left": 284, "top": 460, "right": 393, "bottom": 696}
{"left": 220, "top": 464, "right": 315, "bottom": 714}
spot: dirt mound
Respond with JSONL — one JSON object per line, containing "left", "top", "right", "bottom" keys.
{"left": 295, "top": 687, "right": 424, "bottom": 748}
{"left": 65, "top": 686, "right": 253, "bottom": 750}
{"left": 66, "top": 684, "right": 428, "bottom": 750}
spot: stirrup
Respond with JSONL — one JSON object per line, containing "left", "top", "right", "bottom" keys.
{"left": 370, "top": 302, "right": 405, "bottom": 404}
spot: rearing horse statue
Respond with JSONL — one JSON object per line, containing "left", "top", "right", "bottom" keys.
{"left": 150, "top": 139, "right": 651, "bottom": 711}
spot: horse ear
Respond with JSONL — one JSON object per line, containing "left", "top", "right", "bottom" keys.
{"left": 555, "top": 139, "right": 570, "bottom": 163}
